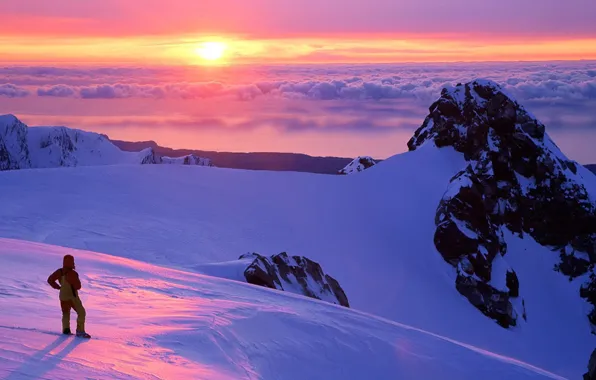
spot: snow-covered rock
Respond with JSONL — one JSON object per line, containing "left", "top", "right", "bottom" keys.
{"left": 0, "top": 114, "right": 212, "bottom": 169}
{"left": 0, "top": 114, "right": 30, "bottom": 170}
{"left": 338, "top": 156, "right": 376, "bottom": 174}
{"left": 239, "top": 252, "right": 350, "bottom": 307}
{"left": 138, "top": 147, "right": 162, "bottom": 164}
{"left": 408, "top": 79, "right": 596, "bottom": 328}
{"left": 27, "top": 126, "right": 153, "bottom": 167}
{"left": 162, "top": 153, "right": 213, "bottom": 166}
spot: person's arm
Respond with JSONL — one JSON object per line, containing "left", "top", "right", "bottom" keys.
{"left": 47, "top": 269, "right": 61, "bottom": 290}
{"left": 66, "top": 270, "right": 82, "bottom": 290}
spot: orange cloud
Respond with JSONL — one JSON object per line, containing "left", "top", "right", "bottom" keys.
{"left": 2, "top": 34, "right": 596, "bottom": 65}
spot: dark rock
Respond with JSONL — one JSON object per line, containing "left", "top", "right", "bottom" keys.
{"left": 338, "top": 156, "right": 376, "bottom": 175}
{"left": 408, "top": 79, "right": 596, "bottom": 328}
{"left": 506, "top": 270, "right": 519, "bottom": 297}
{"left": 161, "top": 154, "right": 213, "bottom": 166}
{"left": 139, "top": 148, "right": 163, "bottom": 164}
{"left": 456, "top": 274, "right": 516, "bottom": 328}
{"left": 555, "top": 250, "right": 591, "bottom": 280}
{"left": 240, "top": 252, "right": 350, "bottom": 307}
{"left": 584, "top": 349, "right": 596, "bottom": 380}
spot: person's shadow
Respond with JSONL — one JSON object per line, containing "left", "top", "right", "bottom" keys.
{"left": 2, "top": 335, "right": 86, "bottom": 380}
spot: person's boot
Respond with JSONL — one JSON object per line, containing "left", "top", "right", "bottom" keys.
{"left": 76, "top": 330, "right": 91, "bottom": 339}
{"left": 62, "top": 328, "right": 72, "bottom": 335}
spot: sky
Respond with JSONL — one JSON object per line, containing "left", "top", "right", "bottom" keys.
{"left": 1, "top": 1, "right": 595, "bottom": 162}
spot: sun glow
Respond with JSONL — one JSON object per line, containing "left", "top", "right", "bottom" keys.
{"left": 195, "top": 41, "right": 227, "bottom": 62}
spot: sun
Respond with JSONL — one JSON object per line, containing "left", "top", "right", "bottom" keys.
{"left": 195, "top": 41, "right": 227, "bottom": 62}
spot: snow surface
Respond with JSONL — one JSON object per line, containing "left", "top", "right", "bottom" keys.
{"left": 0, "top": 142, "right": 593, "bottom": 378}
{"left": 0, "top": 238, "right": 565, "bottom": 380}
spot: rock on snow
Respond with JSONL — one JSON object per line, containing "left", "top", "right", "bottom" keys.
{"left": 338, "top": 156, "right": 377, "bottom": 174}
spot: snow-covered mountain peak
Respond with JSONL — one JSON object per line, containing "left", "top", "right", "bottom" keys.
{"left": 338, "top": 156, "right": 376, "bottom": 175}
{"left": 0, "top": 114, "right": 213, "bottom": 170}
{"left": 408, "top": 80, "right": 596, "bottom": 329}
{"left": 0, "top": 114, "right": 31, "bottom": 170}
{"left": 408, "top": 79, "right": 545, "bottom": 158}
{"left": 0, "top": 113, "right": 20, "bottom": 126}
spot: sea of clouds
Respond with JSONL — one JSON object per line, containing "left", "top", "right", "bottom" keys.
{"left": 1, "top": 61, "right": 595, "bottom": 161}
{"left": 1, "top": 61, "right": 595, "bottom": 103}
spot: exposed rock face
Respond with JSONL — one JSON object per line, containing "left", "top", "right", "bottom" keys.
{"left": 30, "top": 127, "right": 86, "bottom": 167}
{"left": 139, "top": 148, "right": 163, "bottom": 165}
{"left": 408, "top": 80, "right": 596, "bottom": 328}
{"left": 584, "top": 349, "right": 596, "bottom": 380}
{"left": 162, "top": 154, "right": 213, "bottom": 167}
{"left": 338, "top": 156, "right": 376, "bottom": 175}
{"left": 240, "top": 252, "right": 350, "bottom": 307}
{"left": 0, "top": 114, "right": 31, "bottom": 170}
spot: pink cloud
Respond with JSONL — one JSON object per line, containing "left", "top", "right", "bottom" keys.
{"left": 0, "top": 0, "right": 594, "bottom": 38}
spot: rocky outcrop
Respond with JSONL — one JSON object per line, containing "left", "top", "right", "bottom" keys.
{"left": 338, "top": 156, "right": 376, "bottom": 175}
{"left": 584, "top": 349, "right": 596, "bottom": 380}
{"left": 161, "top": 154, "right": 213, "bottom": 167}
{"left": 240, "top": 252, "right": 349, "bottom": 307}
{"left": 31, "top": 127, "right": 84, "bottom": 167}
{"left": 587, "top": 165, "right": 596, "bottom": 176}
{"left": 408, "top": 80, "right": 596, "bottom": 328}
{"left": 0, "top": 114, "right": 31, "bottom": 170}
{"left": 139, "top": 148, "right": 163, "bottom": 164}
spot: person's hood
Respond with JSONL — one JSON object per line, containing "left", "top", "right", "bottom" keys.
{"left": 63, "top": 254, "right": 75, "bottom": 269}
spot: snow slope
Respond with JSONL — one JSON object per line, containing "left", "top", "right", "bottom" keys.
{"left": 0, "top": 238, "right": 563, "bottom": 380}
{"left": 0, "top": 143, "right": 593, "bottom": 378}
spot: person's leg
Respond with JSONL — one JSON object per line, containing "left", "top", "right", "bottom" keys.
{"left": 60, "top": 301, "right": 72, "bottom": 333}
{"left": 72, "top": 297, "right": 86, "bottom": 333}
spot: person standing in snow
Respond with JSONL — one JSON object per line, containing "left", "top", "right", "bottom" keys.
{"left": 47, "top": 254, "right": 91, "bottom": 338}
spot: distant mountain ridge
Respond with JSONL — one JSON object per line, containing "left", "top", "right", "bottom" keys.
{"left": 110, "top": 139, "right": 356, "bottom": 174}
{"left": 112, "top": 139, "right": 596, "bottom": 175}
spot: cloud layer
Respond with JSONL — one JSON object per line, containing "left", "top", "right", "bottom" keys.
{"left": 3, "top": 61, "right": 596, "bottom": 105}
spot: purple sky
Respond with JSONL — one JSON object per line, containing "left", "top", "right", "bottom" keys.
{"left": 2, "top": 0, "right": 595, "bottom": 38}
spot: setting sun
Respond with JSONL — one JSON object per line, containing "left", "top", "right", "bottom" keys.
{"left": 195, "top": 41, "right": 227, "bottom": 62}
